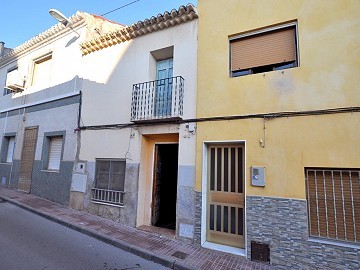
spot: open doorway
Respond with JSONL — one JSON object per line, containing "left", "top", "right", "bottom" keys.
{"left": 152, "top": 143, "right": 178, "bottom": 230}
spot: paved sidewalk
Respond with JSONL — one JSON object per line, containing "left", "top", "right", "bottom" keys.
{"left": 0, "top": 186, "right": 275, "bottom": 270}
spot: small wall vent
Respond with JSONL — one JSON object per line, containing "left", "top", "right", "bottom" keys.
{"left": 251, "top": 241, "right": 270, "bottom": 264}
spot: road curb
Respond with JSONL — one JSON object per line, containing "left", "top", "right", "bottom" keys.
{"left": 0, "top": 194, "right": 197, "bottom": 270}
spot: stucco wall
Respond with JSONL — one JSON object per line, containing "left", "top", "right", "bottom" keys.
{"left": 196, "top": 0, "right": 360, "bottom": 117}
{"left": 78, "top": 19, "right": 198, "bottom": 231}
{"left": 79, "top": 20, "right": 198, "bottom": 126}
{"left": 0, "top": 99, "right": 79, "bottom": 206}
{"left": 195, "top": 114, "right": 360, "bottom": 199}
{"left": 196, "top": 0, "right": 360, "bottom": 265}
{"left": 0, "top": 26, "right": 86, "bottom": 112}
{"left": 196, "top": 0, "right": 360, "bottom": 197}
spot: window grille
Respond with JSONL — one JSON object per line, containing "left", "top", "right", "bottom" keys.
{"left": 92, "top": 159, "right": 126, "bottom": 206}
{"left": 305, "top": 168, "right": 360, "bottom": 244}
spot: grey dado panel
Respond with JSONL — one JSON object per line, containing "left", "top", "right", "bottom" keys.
{"left": 26, "top": 95, "right": 80, "bottom": 114}
{"left": 0, "top": 163, "right": 12, "bottom": 185}
{"left": 246, "top": 196, "right": 360, "bottom": 269}
{"left": 194, "top": 191, "right": 202, "bottom": 246}
{"left": 0, "top": 108, "right": 24, "bottom": 118}
{"left": 86, "top": 163, "right": 140, "bottom": 227}
{"left": 31, "top": 160, "right": 74, "bottom": 206}
{"left": 8, "top": 159, "right": 20, "bottom": 188}
{"left": 0, "top": 95, "right": 80, "bottom": 118}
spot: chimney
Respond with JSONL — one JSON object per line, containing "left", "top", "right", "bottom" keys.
{"left": 0, "top": 41, "right": 4, "bottom": 56}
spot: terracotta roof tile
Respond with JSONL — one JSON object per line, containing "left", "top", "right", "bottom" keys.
{"left": 80, "top": 4, "right": 198, "bottom": 56}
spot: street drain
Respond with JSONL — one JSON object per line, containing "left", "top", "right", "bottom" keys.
{"left": 171, "top": 251, "right": 189, "bottom": 259}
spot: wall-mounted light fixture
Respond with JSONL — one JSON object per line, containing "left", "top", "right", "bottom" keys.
{"left": 49, "top": 9, "right": 80, "bottom": 37}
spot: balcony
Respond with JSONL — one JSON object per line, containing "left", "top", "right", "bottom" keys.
{"left": 131, "top": 76, "right": 184, "bottom": 122}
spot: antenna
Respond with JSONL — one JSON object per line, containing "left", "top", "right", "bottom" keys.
{"left": 49, "top": 9, "right": 80, "bottom": 37}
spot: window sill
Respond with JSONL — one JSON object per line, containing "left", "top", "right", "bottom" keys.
{"left": 0, "top": 162, "right": 13, "bottom": 165}
{"left": 91, "top": 200, "right": 125, "bottom": 208}
{"left": 308, "top": 237, "right": 360, "bottom": 250}
{"left": 41, "top": 169, "right": 60, "bottom": 173}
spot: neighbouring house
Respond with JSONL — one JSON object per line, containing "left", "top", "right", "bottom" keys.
{"left": 75, "top": 4, "right": 198, "bottom": 242}
{"left": 195, "top": 0, "right": 359, "bottom": 269}
{"left": 0, "top": 3, "right": 199, "bottom": 244}
{"left": 0, "top": 12, "right": 122, "bottom": 205}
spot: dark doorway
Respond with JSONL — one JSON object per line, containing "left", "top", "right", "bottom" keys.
{"left": 152, "top": 144, "right": 178, "bottom": 230}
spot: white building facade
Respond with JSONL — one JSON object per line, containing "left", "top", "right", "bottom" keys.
{"left": 77, "top": 5, "right": 199, "bottom": 241}
{"left": 0, "top": 12, "right": 121, "bottom": 205}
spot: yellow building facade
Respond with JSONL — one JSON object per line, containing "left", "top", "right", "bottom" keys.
{"left": 195, "top": 0, "right": 360, "bottom": 268}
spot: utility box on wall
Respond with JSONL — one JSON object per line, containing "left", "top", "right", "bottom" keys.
{"left": 251, "top": 166, "right": 265, "bottom": 187}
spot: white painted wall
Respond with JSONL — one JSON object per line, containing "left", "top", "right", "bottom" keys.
{"left": 80, "top": 20, "right": 198, "bottom": 127}
{"left": 0, "top": 26, "right": 87, "bottom": 113}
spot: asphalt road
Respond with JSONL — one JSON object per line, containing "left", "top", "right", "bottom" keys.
{"left": 0, "top": 201, "right": 170, "bottom": 270}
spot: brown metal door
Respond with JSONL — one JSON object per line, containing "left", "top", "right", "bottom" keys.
{"left": 151, "top": 145, "right": 161, "bottom": 225}
{"left": 18, "top": 127, "right": 38, "bottom": 193}
{"left": 207, "top": 144, "right": 245, "bottom": 248}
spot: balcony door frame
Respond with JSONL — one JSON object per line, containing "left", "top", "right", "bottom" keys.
{"left": 155, "top": 58, "right": 173, "bottom": 117}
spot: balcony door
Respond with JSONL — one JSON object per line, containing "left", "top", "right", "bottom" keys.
{"left": 155, "top": 58, "right": 173, "bottom": 117}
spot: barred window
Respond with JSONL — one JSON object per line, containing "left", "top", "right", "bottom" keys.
{"left": 91, "top": 159, "right": 126, "bottom": 206}
{"left": 305, "top": 168, "right": 360, "bottom": 244}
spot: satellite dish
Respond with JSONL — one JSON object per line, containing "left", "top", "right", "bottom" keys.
{"left": 49, "top": 9, "right": 80, "bottom": 36}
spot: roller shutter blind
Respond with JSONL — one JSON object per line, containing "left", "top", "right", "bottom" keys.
{"left": 47, "top": 137, "right": 63, "bottom": 170}
{"left": 6, "top": 137, "right": 15, "bottom": 162}
{"left": 305, "top": 168, "right": 360, "bottom": 243}
{"left": 231, "top": 26, "right": 296, "bottom": 71}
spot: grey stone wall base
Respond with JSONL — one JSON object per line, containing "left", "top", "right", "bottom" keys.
{"left": 30, "top": 160, "right": 74, "bottom": 206}
{"left": 246, "top": 196, "right": 360, "bottom": 269}
{"left": 7, "top": 160, "right": 20, "bottom": 188}
{"left": 0, "top": 163, "right": 12, "bottom": 186}
{"left": 85, "top": 163, "right": 140, "bottom": 227}
{"left": 194, "top": 191, "right": 202, "bottom": 246}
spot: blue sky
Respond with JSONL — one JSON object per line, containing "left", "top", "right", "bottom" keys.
{"left": 0, "top": 0, "right": 197, "bottom": 49}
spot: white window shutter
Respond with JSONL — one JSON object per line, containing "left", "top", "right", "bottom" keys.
{"left": 6, "top": 137, "right": 15, "bottom": 163}
{"left": 48, "top": 137, "right": 63, "bottom": 170}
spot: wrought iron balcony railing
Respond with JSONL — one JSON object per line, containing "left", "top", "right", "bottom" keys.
{"left": 131, "top": 76, "right": 184, "bottom": 122}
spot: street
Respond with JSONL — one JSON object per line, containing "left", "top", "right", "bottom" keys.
{"left": 0, "top": 200, "right": 170, "bottom": 270}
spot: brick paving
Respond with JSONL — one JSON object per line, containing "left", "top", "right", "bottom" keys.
{"left": 0, "top": 186, "right": 276, "bottom": 270}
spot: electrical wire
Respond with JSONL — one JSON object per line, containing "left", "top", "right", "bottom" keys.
{"left": 101, "top": 0, "right": 141, "bottom": 16}
{"left": 78, "top": 106, "right": 360, "bottom": 131}
{"left": 125, "top": 127, "right": 133, "bottom": 161}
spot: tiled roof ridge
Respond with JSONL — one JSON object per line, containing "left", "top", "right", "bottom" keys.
{"left": 80, "top": 4, "right": 198, "bottom": 56}
{"left": 0, "top": 11, "right": 86, "bottom": 62}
